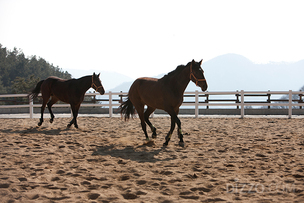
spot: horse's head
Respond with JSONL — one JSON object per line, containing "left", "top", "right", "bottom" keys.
{"left": 189, "top": 59, "right": 208, "bottom": 91}
{"left": 91, "top": 72, "right": 105, "bottom": 95}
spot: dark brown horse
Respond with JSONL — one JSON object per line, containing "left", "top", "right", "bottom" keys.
{"left": 29, "top": 73, "right": 105, "bottom": 128}
{"left": 120, "top": 60, "right": 207, "bottom": 147}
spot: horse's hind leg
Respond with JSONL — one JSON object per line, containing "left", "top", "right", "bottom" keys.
{"left": 38, "top": 95, "right": 50, "bottom": 126}
{"left": 38, "top": 101, "right": 47, "bottom": 126}
{"left": 133, "top": 103, "right": 149, "bottom": 140}
{"left": 47, "top": 96, "right": 59, "bottom": 123}
{"left": 144, "top": 106, "right": 157, "bottom": 138}
{"left": 73, "top": 106, "right": 80, "bottom": 128}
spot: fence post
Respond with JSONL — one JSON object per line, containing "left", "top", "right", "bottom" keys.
{"left": 299, "top": 90, "right": 302, "bottom": 110}
{"left": 195, "top": 90, "right": 199, "bottom": 118}
{"left": 206, "top": 93, "right": 209, "bottom": 109}
{"left": 288, "top": 90, "right": 292, "bottom": 119}
{"left": 267, "top": 90, "right": 271, "bottom": 109}
{"left": 236, "top": 90, "right": 239, "bottom": 109}
{"left": 240, "top": 90, "right": 245, "bottom": 119}
{"left": 109, "top": 91, "right": 113, "bottom": 118}
{"left": 29, "top": 96, "right": 33, "bottom": 119}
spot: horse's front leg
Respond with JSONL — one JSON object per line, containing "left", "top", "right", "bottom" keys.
{"left": 163, "top": 115, "right": 176, "bottom": 146}
{"left": 163, "top": 114, "right": 184, "bottom": 147}
{"left": 73, "top": 117, "right": 78, "bottom": 129}
{"left": 67, "top": 104, "right": 80, "bottom": 128}
{"left": 176, "top": 118, "right": 184, "bottom": 147}
{"left": 178, "top": 129, "right": 184, "bottom": 146}
{"left": 67, "top": 118, "right": 75, "bottom": 128}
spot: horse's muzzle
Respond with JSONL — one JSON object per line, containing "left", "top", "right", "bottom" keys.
{"left": 97, "top": 87, "right": 105, "bottom": 95}
{"left": 99, "top": 89, "right": 105, "bottom": 95}
{"left": 201, "top": 83, "right": 208, "bottom": 92}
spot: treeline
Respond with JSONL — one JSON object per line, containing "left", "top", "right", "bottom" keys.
{"left": 0, "top": 44, "right": 71, "bottom": 94}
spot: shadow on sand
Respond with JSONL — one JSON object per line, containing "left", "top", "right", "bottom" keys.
{"left": 92, "top": 144, "right": 176, "bottom": 163}
{"left": 0, "top": 126, "right": 82, "bottom": 137}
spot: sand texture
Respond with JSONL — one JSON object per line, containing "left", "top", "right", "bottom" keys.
{"left": 0, "top": 117, "right": 304, "bottom": 202}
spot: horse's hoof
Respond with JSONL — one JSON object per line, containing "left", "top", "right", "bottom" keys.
{"left": 152, "top": 134, "right": 157, "bottom": 139}
{"left": 163, "top": 142, "right": 168, "bottom": 146}
{"left": 74, "top": 125, "right": 78, "bottom": 129}
{"left": 179, "top": 141, "right": 185, "bottom": 147}
{"left": 38, "top": 122, "right": 42, "bottom": 126}
{"left": 67, "top": 124, "right": 71, "bottom": 128}
{"left": 50, "top": 119, "right": 53, "bottom": 124}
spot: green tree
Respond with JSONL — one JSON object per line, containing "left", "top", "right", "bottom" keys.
{"left": 11, "top": 75, "right": 40, "bottom": 94}
{"left": 0, "top": 44, "right": 72, "bottom": 94}
{"left": 0, "top": 76, "right": 6, "bottom": 94}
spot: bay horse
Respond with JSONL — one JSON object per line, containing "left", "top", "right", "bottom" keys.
{"left": 120, "top": 60, "right": 207, "bottom": 147}
{"left": 29, "top": 73, "right": 105, "bottom": 128}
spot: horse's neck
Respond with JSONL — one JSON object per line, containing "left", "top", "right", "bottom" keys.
{"left": 78, "top": 76, "right": 92, "bottom": 93}
{"left": 169, "top": 66, "right": 190, "bottom": 94}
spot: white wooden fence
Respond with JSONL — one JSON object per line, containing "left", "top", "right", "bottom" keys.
{"left": 0, "top": 90, "right": 303, "bottom": 119}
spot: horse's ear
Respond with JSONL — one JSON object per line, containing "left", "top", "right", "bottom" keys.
{"left": 93, "top": 72, "right": 96, "bottom": 76}
{"left": 192, "top": 59, "right": 195, "bottom": 63}
{"left": 199, "top": 59, "right": 203, "bottom": 65}
{"left": 97, "top": 73, "right": 100, "bottom": 77}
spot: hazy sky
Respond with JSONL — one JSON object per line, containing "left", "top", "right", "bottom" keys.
{"left": 1, "top": 0, "right": 303, "bottom": 79}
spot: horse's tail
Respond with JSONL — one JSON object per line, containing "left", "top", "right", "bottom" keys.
{"left": 28, "top": 80, "right": 44, "bottom": 101}
{"left": 120, "top": 97, "right": 136, "bottom": 121}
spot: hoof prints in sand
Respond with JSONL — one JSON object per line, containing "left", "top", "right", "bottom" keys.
{"left": 0, "top": 117, "right": 304, "bottom": 202}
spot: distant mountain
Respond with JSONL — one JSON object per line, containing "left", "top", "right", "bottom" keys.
{"left": 109, "top": 81, "right": 132, "bottom": 92}
{"left": 67, "top": 54, "right": 304, "bottom": 93}
{"left": 203, "top": 54, "right": 304, "bottom": 91}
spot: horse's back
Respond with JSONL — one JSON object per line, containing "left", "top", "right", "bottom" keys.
{"left": 132, "top": 77, "right": 158, "bottom": 85}
{"left": 40, "top": 76, "right": 72, "bottom": 98}
{"left": 39, "top": 75, "right": 89, "bottom": 105}
{"left": 130, "top": 77, "right": 159, "bottom": 93}
{"left": 129, "top": 77, "right": 169, "bottom": 109}
{"left": 45, "top": 76, "right": 67, "bottom": 83}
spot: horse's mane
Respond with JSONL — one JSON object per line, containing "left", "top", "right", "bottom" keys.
{"left": 160, "top": 63, "right": 190, "bottom": 79}
{"left": 77, "top": 75, "right": 91, "bottom": 80}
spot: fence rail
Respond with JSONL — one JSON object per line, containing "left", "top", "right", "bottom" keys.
{"left": 0, "top": 90, "right": 303, "bottom": 118}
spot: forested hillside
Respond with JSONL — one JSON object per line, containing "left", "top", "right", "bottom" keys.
{"left": 0, "top": 44, "right": 71, "bottom": 94}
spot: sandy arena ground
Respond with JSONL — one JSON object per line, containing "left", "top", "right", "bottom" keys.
{"left": 0, "top": 116, "right": 304, "bottom": 202}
